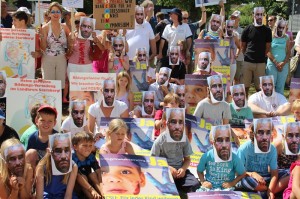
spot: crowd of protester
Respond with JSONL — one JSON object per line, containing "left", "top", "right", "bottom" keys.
{"left": 1, "top": 0, "right": 300, "bottom": 198}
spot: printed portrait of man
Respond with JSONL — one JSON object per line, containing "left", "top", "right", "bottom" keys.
{"left": 169, "top": 46, "right": 180, "bottom": 65}
{"left": 225, "top": 20, "right": 235, "bottom": 37}
{"left": 70, "top": 101, "right": 86, "bottom": 128}
{"left": 142, "top": 91, "right": 155, "bottom": 116}
{"left": 4, "top": 143, "right": 26, "bottom": 177}
{"left": 102, "top": 79, "right": 116, "bottom": 107}
{"left": 79, "top": 17, "right": 95, "bottom": 39}
{"left": 112, "top": 37, "right": 125, "bottom": 57}
{"left": 135, "top": 6, "right": 144, "bottom": 25}
{"left": 254, "top": 118, "right": 272, "bottom": 153}
{"left": 50, "top": 133, "right": 72, "bottom": 174}
{"left": 157, "top": 67, "right": 171, "bottom": 86}
{"left": 211, "top": 124, "right": 232, "bottom": 162}
{"left": 253, "top": 7, "right": 264, "bottom": 27}
{"left": 284, "top": 122, "right": 300, "bottom": 155}
{"left": 208, "top": 75, "right": 224, "bottom": 103}
{"left": 197, "top": 52, "right": 211, "bottom": 71}
{"left": 275, "top": 20, "right": 287, "bottom": 38}
{"left": 230, "top": 84, "right": 246, "bottom": 109}
{"left": 260, "top": 75, "right": 274, "bottom": 97}
{"left": 175, "top": 85, "right": 185, "bottom": 108}
{"left": 166, "top": 108, "right": 185, "bottom": 142}
{"left": 209, "top": 14, "right": 222, "bottom": 32}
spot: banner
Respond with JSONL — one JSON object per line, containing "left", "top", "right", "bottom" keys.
{"left": 188, "top": 191, "right": 261, "bottom": 199}
{"left": 93, "top": 0, "right": 135, "bottom": 30}
{"left": 62, "top": 0, "right": 83, "bottom": 8}
{"left": 195, "top": 0, "right": 226, "bottom": 7}
{"left": 34, "top": 3, "right": 50, "bottom": 26}
{"left": 6, "top": 78, "right": 62, "bottom": 135}
{"left": 99, "top": 154, "right": 180, "bottom": 197}
{"left": 289, "top": 77, "right": 300, "bottom": 103}
{"left": 0, "top": 28, "right": 35, "bottom": 79}
{"left": 130, "top": 62, "right": 148, "bottom": 106}
{"left": 100, "top": 117, "right": 154, "bottom": 156}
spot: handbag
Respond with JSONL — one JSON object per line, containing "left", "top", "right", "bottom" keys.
{"left": 290, "top": 54, "right": 299, "bottom": 73}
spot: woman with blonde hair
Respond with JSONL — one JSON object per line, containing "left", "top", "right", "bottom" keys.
{"left": 0, "top": 138, "right": 33, "bottom": 199}
{"left": 116, "top": 71, "right": 134, "bottom": 112}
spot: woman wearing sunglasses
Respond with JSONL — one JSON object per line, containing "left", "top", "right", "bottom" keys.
{"left": 40, "top": 2, "right": 70, "bottom": 93}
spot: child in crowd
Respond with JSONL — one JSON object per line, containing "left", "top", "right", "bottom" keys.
{"left": 100, "top": 119, "right": 135, "bottom": 154}
{"left": 72, "top": 132, "right": 104, "bottom": 198}
{"left": 283, "top": 156, "right": 300, "bottom": 199}
{"left": 154, "top": 93, "right": 179, "bottom": 137}
{"left": 25, "top": 105, "right": 58, "bottom": 170}
{"left": 35, "top": 134, "right": 78, "bottom": 199}
{"left": 197, "top": 125, "right": 246, "bottom": 191}
{"left": 116, "top": 71, "right": 134, "bottom": 112}
{"left": 292, "top": 99, "right": 300, "bottom": 121}
{"left": 0, "top": 138, "right": 33, "bottom": 199}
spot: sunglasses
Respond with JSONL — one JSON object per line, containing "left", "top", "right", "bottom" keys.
{"left": 50, "top": 10, "right": 61, "bottom": 14}
{"left": 183, "top": 17, "right": 189, "bottom": 20}
{"left": 268, "top": 19, "right": 274, "bottom": 22}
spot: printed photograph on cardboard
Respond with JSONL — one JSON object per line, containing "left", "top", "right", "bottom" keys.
{"left": 230, "top": 84, "right": 247, "bottom": 110}
{"left": 274, "top": 19, "right": 287, "bottom": 38}
{"left": 165, "top": 108, "right": 186, "bottom": 142}
{"left": 134, "top": 47, "right": 148, "bottom": 70}
{"left": 208, "top": 14, "right": 223, "bottom": 33}
{"left": 225, "top": 20, "right": 235, "bottom": 37}
{"left": 156, "top": 67, "right": 172, "bottom": 87}
{"left": 260, "top": 75, "right": 275, "bottom": 98}
{"left": 253, "top": 7, "right": 264, "bottom": 27}
{"left": 49, "top": 132, "right": 72, "bottom": 175}
{"left": 141, "top": 91, "right": 155, "bottom": 117}
{"left": 101, "top": 79, "right": 116, "bottom": 108}
{"left": 197, "top": 52, "right": 211, "bottom": 72}
{"left": 283, "top": 122, "right": 300, "bottom": 155}
{"left": 78, "top": 17, "right": 96, "bottom": 40}
{"left": 254, "top": 118, "right": 272, "bottom": 154}
{"left": 99, "top": 154, "right": 180, "bottom": 197}
{"left": 175, "top": 85, "right": 186, "bottom": 109}
{"left": 207, "top": 75, "right": 224, "bottom": 104}
{"left": 169, "top": 46, "right": 180, "bottom": 65}
{"left": 211, "top": 124, "right": 232, "bottom": 162}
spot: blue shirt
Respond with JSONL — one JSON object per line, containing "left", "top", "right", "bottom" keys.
{"left": 237, "top": 140, "right": 277, "bottom": 176}
{"left": 72, "top": 153, "right": 100, "bottom": 176}
{"left": 229, "top": 103, "right": 253, "bottom": 127}
{"left": 197, "top": 149, "right": 245, "bottom": 189}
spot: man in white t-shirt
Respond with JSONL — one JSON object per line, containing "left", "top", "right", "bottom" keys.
{"left": 248, "top": 75, "right": 291, "bottom": 118}
{"left": 126, "top": 6, "right": 156, "bottom": 61}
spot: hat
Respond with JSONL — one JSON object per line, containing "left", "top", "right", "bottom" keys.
{"left": 17, "top": 7, "right": 31, "bottom": 15}
{"left": 37, "top": 105, "right": 57, "bottom": 118}
{"left": 231, "top": 10, "right": 241, "bottom": 18}
{"left": 168, "top": 8, "right": 182, "bottom": 16}
{"left": 0, "top": 109, "right": 5, "bottom": 119}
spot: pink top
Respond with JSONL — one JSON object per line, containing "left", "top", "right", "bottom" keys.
{"left": 68, "top": 38, "right": 92, "bottom": 64}
{"left": 283, "top": 160, "right": 300, "bottom": 199}
{"left": 101, "top": 140, "right": 127, "bottom": 154}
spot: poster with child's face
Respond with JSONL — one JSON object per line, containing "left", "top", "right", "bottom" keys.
{"left": 275, "top": 20, "right": 287, "bottom": 38}
{"left": 78, "top": 17, "right": 95, "bottom": 40}
{"left": 197, "top": 52, "right": 211, "bottom": 72}
{"left": 100, "top": 154, "right": 180, "bottom": 197}
{"left": 225, "top": 20, "right": 235, "bottom": 37}
{"left": 254, "top": 118, "right": 272, "bottom": 153}
{"left": 230, "top": 84, "right": 247, "bottom": 109}
{"left": 283, "top": 122, "right": 300, "bottom": 155}
{"left": 169, "top": 46, "right": 180, "bottom": 65}
{"left": 157, "top": 67, "right": 172, "bottom": 87}
{"left": 166, "top": 108, "right": 186, "bottom": 142}
{"left": 208, "top": 75, "right": 224, "bottom": 104}
{"left": 49, "top": 132, "right": 72, "bottom": 175}
{"left": 211, "top": 124, "right": 232, "bottom": 162}
{"left": 142, "top": 91, "right": 155, "bottom": 117}
{"left": 253, "top": 7, "right": 264, "bottom": 27}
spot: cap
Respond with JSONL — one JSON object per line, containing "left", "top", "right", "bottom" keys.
{"left": 37, "top": 105, "right": 57, "bottom": 118}
{"left": 167, "top": 8, "right": 182, "bottom": 16}
{"left": 0, "top": 109, "right": 5, "bottom": 119}
{"left": 231, "top": 10, "right": 240, "bottom": 18}
{"left": 17, "top": 7, "right": 31, "bottom": 15}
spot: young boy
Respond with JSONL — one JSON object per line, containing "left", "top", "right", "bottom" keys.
{"left": 72, "top": 132, "right": 104, "bottom": 198}
{"left": 197, "top": 124, "right": 246, "bottom": 191}
{"left": 25, "top": 105, "right": 58, "bottom": 170}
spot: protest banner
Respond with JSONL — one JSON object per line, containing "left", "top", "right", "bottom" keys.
{"left": 69, "top": 72, "right": 116, "bottom": 115}
{"left": 99, "top": 117, "right": 154, "bottom": 156}
{"left": 188, "top": 191, "right": 261, "bottom": 199}
{"left": 0, "top": 28, "right": 35, "bottom": 79}
{"left": 62, "top": 0, "right": 83, "bottom": 8}
{"left": 34, "top": 3, "right": 50, "bottom": 26}
{"left": 6, "top": 78, "right": 62, "bottom": 135}
{"left": 195, "top": 0, "right": 226, "bottom": 7}
{"left": 289, "top": 77, "right": 300, "bottom": 103}
{"left": 185, "top": 74, "right": 209, "bottom": 114}
{"left": 93, "top": 0, "right": 135, "bottom": 30}
{"left": 130, "top": 61, "right": 148, "bottom": 106}
{"left": 99, "top": 154, "right": 180, "bottom": 197}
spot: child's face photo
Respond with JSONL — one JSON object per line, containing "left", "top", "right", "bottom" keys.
{"left": 101, "top": 166, "right": 146, "bottom": 195}
{"left": 293, "top": 108, "right": 300, "bottom": 121}
{"left": 185, "top": 84, "right": 207, "bottom": 107}
{"left": 35, "top": 113, "right": 57, "bottom": 135}
{"left": 110, "top": 128, "right": 127, "bottom": 144}
{"left": 73, "top": 141, "right": 94, "bottom": 158}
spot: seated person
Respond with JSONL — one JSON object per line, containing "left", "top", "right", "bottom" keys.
{"left": 0, "top": 139, "right": 33, "bottom": 199}
{"left": 0, "top": 108, "right": 19, "bottom": 147}
{"left": 248, "top": 75, "right": 291, "bottom": 118}
{"left": 61, "top": 100, "right": 89, "bottom": 137}
{"left": 148, "top": 67, "right": 176, "bottom": 110}
{"left": 229, "top": 84, "right": 253, "bottom": 127}
{"left": 237, "top": 119, "right": 288, "bottom": 198}
{"left": 197, "top": 125, "right": 246, "bottom": 191}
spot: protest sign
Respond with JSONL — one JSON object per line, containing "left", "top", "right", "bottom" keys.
{"left": 62, "top": 0, "right": 83, "bottom": 8}
{"left": 195, "top": 0, "right": 226, "bottom": 7}
{"left": 6, "top": 78, "right": 62, "bottom": 135}
{"left": 289, "top": 78, "right": 300, "bottom": 103}
{"left": 0, "top": 28, "right": 35, "bottom": 79}
{"left": 93, "top": 0, "right": 135, "bottom": 30}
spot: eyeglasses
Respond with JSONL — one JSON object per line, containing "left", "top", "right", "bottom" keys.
{"left": 50, "top": 10, "right": 61, "bottom": 14}
{"left": 268, "top": 19, "right": 274, "bottom": 22}
{"left": 183, "top": 17, "right": 189, "bottom": 20}
{"left": 52, "top": 147, "right": 70, "bottom": 157}
{"left": 75, "top": 20, "right": 80, "bottom": 25}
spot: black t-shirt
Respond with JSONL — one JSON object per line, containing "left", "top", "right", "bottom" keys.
{"left": 155, "top": 21, "right": 168, "bottom": 56}
{"left": 160, "top": 57, "right": 186, "bottom": 80}
{"left": 1, "top": 14, "right": 12, "bottom": 28}
{"left": 0, "top": 124, "right": 19, "bottom": 147}
{"left": 241, "top": 24, "right": 272, "bottom": 63}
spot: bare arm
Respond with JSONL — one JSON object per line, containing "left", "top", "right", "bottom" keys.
{"left": 157, "top": 39, "right": 165, "bottom": 59}
{"left": 88, "top": 114, "right": 96, "bottom": 135}
{"left": 268, "top": 169, "right": 278, "bottom": 199}
{"left": 198, "top": 30, "right": 204, "bottom": 39}
{"left": 149, "top": 38, "right": 157, "bottom": 61}
{"left": 128, "top": 91, "right": 134, "bottom": 112}
{"left": 120, "top": 108, "right": 129, "bottom": 118}
{"left": 40, "top": 25, "right": 48, "bottom": 52}
{"left": 248, "top": 102, "right": 268, "bottom": 115}
{"left": 199, "top": 7, "right": 207, "bottom": 27}
{"left": 275, "top": 103, "right": 291, "bottom": 116}
{"left": 292, "top": 166, "right": 300, "bottom": 198}
{"left": 265, "top": 42, "right": 271, "bottom": 56}
{"left": 21, "top": 164, "right": 33, "bottom": 199}
{"left": 125, "top": 142, "right": 135, "bottom": 155}
{"left": 35, "top": 165, "right": 45, "bottom": 199}
{"left": 241, "top": 42, "right": 247, "bottom": 54}
{"left": 64, "top": 164, "right": 78, "bottom": 199}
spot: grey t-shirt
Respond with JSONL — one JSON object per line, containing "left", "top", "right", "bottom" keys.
{"left": 193, "top": 98, "right": 232, "bottom": 125}
{"left": 150, "top": 132, "right": 193, "bottom": 169}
